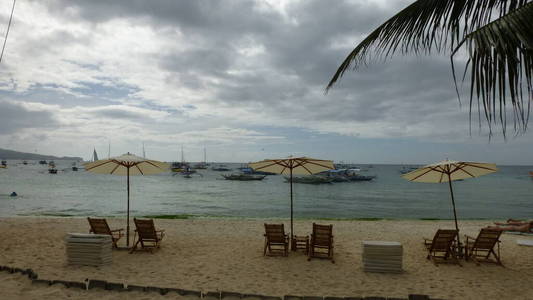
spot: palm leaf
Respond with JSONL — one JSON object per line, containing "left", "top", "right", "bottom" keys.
{"left": 452, "top": 1, "right": 533, "bottom": 135}
{"left": 326, "top": 0, "right": 532, "bottom": 136}
{"left": 327, "top": 0, "right": 529, "bottom": 89}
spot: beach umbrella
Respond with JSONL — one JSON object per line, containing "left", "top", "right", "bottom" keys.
{"left": 402, "top": 160, "right": 497, "bottom": 247}
{"left": 249, "top": 157, "right": 334, "bottom": 244}
{"left": 84, "top": 152, "right": 169, "bottom": 246}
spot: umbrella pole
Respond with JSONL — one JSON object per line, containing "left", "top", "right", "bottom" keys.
{"left": 290, "top": 168, "right": 294, "bottom": 250}
{"left": 127, "top": 168, "right": 130, "bottom": 247}
{"left": 447, "top": 173, "right": 461, "bottom": 254}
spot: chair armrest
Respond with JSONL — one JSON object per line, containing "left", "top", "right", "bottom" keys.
{"left": 110, "top": 228, "right": 124, "bottom": 232}
{"left": 156, "top": 229, "right": 165, "bottom": 233}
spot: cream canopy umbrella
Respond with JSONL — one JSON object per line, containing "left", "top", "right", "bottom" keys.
{"left": 249, "top": 157, "right": 335, "bottom": 243}
{"left": 84, "top": 152, "right": 169, "bottom": 246}
{"left": 402, "top": 160, "right": 497, "bottom": 247}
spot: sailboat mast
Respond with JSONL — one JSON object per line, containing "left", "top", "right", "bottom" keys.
{"left": 142, "top": 142, "right": 146, "bottom": 158}
{"left": 181, "top": 146, "right": 184, "bottom": 163}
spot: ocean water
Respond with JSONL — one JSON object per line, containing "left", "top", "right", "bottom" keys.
{"left": 0, "top": 161, "right": 532, "bottom": 220}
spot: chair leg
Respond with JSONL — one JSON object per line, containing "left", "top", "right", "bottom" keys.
{"left": 263, "top": 240, "right": 268, "bottom": 256}
{"left": 129, "top": 240, "right": 139, "bottom": 253}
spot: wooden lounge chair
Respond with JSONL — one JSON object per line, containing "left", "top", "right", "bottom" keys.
{"left": 263, "top": 223, "right": 289, "bottom": 256}
{"left": 308, "top": 223, "right": 334, "bottom": 263}
{"left": 87, "top": 217, "right": 124, "bottom": 248}
{"left": 465, "top": 229, "right": 503, "bottom": 266}
{"left": 130, "top": 218, "right": 165, "bottom": 253}
{"left": 423, "top": 229, "right": 460, "bottom": 266}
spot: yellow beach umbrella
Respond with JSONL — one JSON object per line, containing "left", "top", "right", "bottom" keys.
{"left": 249, "top": 157, "right": 334, "bottom": 243}
{"left": 84, "top": 152, "right": 169, "bottom": 246}
{"left": 402, "top": 160, "right": 497, "bottom": 247}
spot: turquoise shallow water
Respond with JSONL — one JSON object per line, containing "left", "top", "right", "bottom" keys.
{"left": 0, "top": 161, "right": 532, "bottom": 219}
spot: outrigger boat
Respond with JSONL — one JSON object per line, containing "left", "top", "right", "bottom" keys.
{"left": 222, "top": 174, "right": 266, "bottom": 181}
{"left": 212, "top": 164, "right": 231, "bottom": 171}
{"left": 284, "top": 176, "right": 333, "bottom": 184}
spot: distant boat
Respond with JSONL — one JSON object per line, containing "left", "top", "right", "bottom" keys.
{"left": 238, "top": 167, "right": 276, "bottom": 175}
{"left": 400, "top": 166, "right": 418, "bottom": 174}
{"left": 284, "top": 176, "right": 333, "bottom": 184}
{"left": 171, "top": 162, "right": 190, "bottom": 173}
{"left": 171, "top": 146, "right": 192, "bottom": 172}
{"left": 212, "top": 165, "right": 231, "bottom": 171}
{"left": 71, "top": 162, "right": 78, "bottom": 171}
{"left": 39, "top": 160, "right": 47, "bottom": 165}
{"left": 319, "top": 169, "right": 375, "bottom": 182}
{"left": 222, "top": 174, "right": 266, "bottom": 181}
{"left": 92, "top": 148, "right": 99, "bottom": 162}
{"left": 1, "top": 160, "right": 6, "bottom": 167}
{"left": 48, "top": 162, "right": 58, "bottom": 174}
{"left": 193, "top": 148, "right": 208, "bottom": 169}
{"left": 22, "top": 160, "right": 28, "bottom": 165}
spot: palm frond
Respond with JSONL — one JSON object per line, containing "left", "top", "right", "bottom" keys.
{"left": 326, "top": 0, "right": 529, "bottom": 90}
{"left": 452, "top": 1, "right": 533, "bottom": 136}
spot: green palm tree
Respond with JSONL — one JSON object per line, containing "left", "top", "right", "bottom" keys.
{"left": 327, "top": 0, "right": 533, "bottom": 137}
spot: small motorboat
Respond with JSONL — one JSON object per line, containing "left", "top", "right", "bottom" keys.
{"left": 48, "top": 168, "right": 58, "bottom": 174}
{"left": 284, "top": 176, "right": 333, "bottom": 184}
{"left": 222, "top": 174, "right": 266, "bottom": 181}
{"left": 212, "top": 165, "right": 231, "bottom": 171}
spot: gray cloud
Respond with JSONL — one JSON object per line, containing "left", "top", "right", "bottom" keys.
{"left": 0, "top": 101, "right": 59, "bottom": 134}
{"left": 2, "top": 0, "right": 528, "bottom": 163}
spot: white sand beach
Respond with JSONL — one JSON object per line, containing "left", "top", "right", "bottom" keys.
{"left": 1, "top": 217, "right": 533, "bottom": 300}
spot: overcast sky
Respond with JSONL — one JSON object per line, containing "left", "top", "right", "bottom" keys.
{"left": 0, "top": 0, "right": 531, "bottom": 165}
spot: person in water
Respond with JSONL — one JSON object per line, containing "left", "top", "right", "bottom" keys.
{"left": 10, "top": 192, "right": 17, "bottom": 197}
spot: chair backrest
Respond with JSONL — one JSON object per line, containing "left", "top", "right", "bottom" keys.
{"left": 88, "top": 217, "right": 112, "bottom": 235}
{"left": 264, "top": 224, "right": 286, "bottom": 243}
{"left": 134, "top": 218, "right": 157, "bottom": 240}
{"left": 429, "top": 229, "right": 458, "bottom": 252}
{"left": 312, "top": 223, "right": 333, "bottom": 247}
{"left": 472, "top": 229, "right": 502, "bottom": 251}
